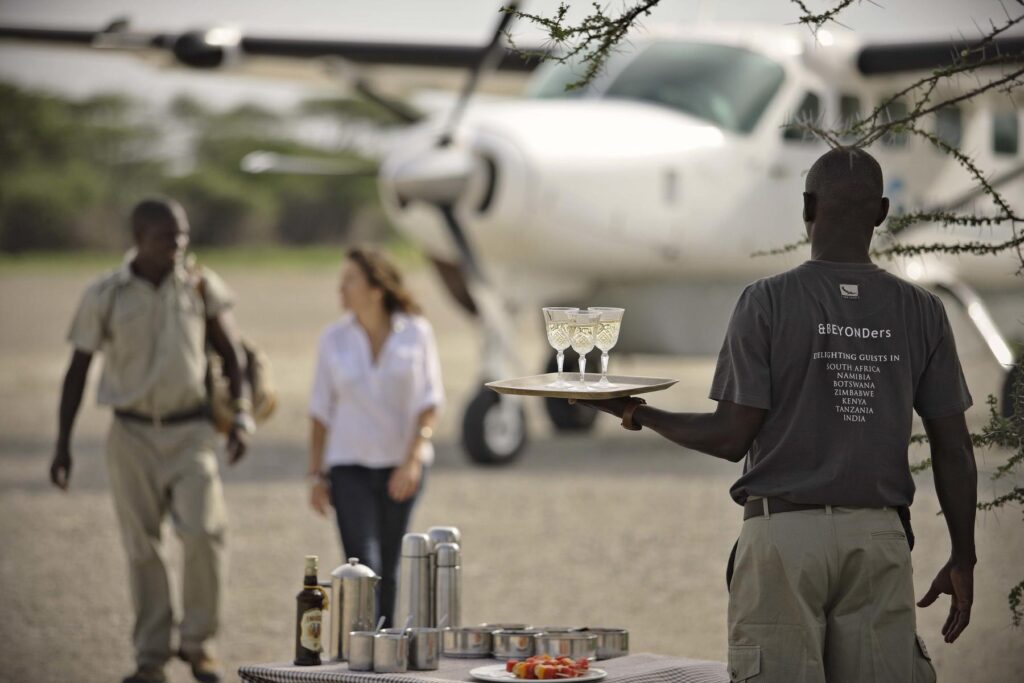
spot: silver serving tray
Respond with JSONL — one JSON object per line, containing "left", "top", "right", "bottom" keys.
{"left": 486, "top": 373, "right": 677, "bottom": 400}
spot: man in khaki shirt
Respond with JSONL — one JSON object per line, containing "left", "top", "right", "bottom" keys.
{"left": 51, "top": 198, "right": 252, "bottom": 683}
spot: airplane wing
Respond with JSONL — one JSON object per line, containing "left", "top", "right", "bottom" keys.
{"left": 857, "top": 34, "right": 1024, "bottom": 74}
{"left": 0, "top": 20, "right": 549, "bottom": 72}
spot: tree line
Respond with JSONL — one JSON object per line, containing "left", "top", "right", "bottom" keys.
{"left": 0, "top": 83, "right": 389, "bottom": 252}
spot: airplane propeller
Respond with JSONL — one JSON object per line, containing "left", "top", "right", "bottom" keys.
{"left": 240, "top": 151, "right": 378, "bottom": 176}
{"left": 437, "top": 2, "right": 520, "bottom": 148}
{"left": 387, "top": 2, "right": 522, "bottom": 281}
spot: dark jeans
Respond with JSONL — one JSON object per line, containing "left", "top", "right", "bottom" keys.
{"left": 328, "top": 464, "right": 424, "bottom": 627}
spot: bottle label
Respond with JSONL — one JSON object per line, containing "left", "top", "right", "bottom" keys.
{"left": 300, "top": 608, "right": 323, "bottom": 651}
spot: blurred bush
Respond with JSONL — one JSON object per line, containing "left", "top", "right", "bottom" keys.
{"left": 0, "top": 84, "right": 392, "bottom": 252}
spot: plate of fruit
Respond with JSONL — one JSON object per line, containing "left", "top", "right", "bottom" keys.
{"left": 471, "top": 656, "right": 606, "bottom": 682}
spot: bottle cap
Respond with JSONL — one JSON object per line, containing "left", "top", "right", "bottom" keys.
{"left": 304, "top": 555, "right": 319, "bottom": 575}
{"left": 436, "top": 542, "right": 460, "bottom": 567}
{"left": 401, "top": 533, "right": 431, "bottom": 557}
{"left": 427, "top": 526, "right": 461, "bottom": 550}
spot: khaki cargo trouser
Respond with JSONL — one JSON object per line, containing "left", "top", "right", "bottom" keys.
{"left": 727, "top": 505, "right": 936, "bottom": 683}
{"left": 106, "top": 416, "right": 226, "bottom": 669}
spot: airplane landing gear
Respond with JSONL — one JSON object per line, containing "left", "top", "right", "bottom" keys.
{"left": 462, "top": 387, "right": 527, "bottom": 465}
{"left": 937, "top": 281, "right": 1019, "bottom": 419}
{"left": 1002, "top": 359, "right": 1021, "bottom": 418}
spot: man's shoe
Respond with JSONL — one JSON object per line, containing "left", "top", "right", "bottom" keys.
{"left": 178, "top": 649, "right": 222, "bottom": 683}
{"left": 121, "top": 665, "right": 166, "bottom": 683}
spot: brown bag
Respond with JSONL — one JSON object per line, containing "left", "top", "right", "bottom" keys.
{"left": 194, "top": 268, "right": 278, "bottom": 434}
{"left": 206, "top": 338, "right": 278, "bottom": 434}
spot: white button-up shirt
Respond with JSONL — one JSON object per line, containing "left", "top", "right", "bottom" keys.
{"left": 309, "top": 312, "right": 445, "bottom": 469}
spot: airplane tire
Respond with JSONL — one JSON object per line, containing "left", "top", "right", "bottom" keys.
{"left": 462, "top": 387, "right": 527, "bottom": 465}
{"left": 544, "top": 350, "right": 599, "bottom": 432}
{"left": 1002, "top": 361, "right": 1021, "bottom": 418}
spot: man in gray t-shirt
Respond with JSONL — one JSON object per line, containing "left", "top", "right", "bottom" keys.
{"left": 576, "top": 148, "right": 977, "bottom": 683}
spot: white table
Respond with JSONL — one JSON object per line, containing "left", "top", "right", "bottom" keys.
{"left": 239, "top": 653, "right": 728, "bottom": 683}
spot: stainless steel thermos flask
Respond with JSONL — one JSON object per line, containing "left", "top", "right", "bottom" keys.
{"left": 426, "top": 526, "right": 461, "bottom": 626}
{"left": 395, "top": 533, "right": 432, "bottom": 627}
{"left": 434, "top": 542, "right": 462, "bottom": 628}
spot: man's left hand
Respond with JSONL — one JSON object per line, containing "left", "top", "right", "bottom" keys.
{"left": 227, "top": 428, "right": 248, "bottom": 464}
{"left": 917, "top": 558, "right": 974, "bottom": 643}
{"left": 568, "top": 396, "right": 632, "bottom": 418}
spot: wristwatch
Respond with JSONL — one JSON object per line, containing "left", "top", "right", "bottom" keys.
{"left": 621, "top": 397, "right": 647, "bottom": 431}
{"left": 233, "top": 411, "right": 256, "bottom": 435}
{"left": 418, "top": 425, "right": 434, "bottom": 441}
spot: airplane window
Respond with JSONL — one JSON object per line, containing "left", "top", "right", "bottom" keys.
{"left": 839, "top": 94, "right": 861, "bottom": 140}
{"left": 601, "top": 41, "right": 785, "bottom": 133}
{"left": 934, "top": 106, "right": 962, "bottom": 149}
{"left": 993, "top": 111, "right": 1019, "bottom": 155}
{"left": 880, "top": 99, "right": 908, "bottom": 147}
{"left": 782, "top": 92, "right": 821, "bottom": 141}
{"left": 527, "top": 59, "right": 591, "bottom": 99}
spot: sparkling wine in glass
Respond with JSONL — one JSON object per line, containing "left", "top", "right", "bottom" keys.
{"left": 542, "top": 307, "right": 579, "bottom": 388}
{"left": 590, "top": 307, "right": 624, "bottom": 387}
{"left": 569, "top": 310, "right": 601, "bottom": 388}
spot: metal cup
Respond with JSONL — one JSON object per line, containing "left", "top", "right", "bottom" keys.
{"left": 407, "top": 627, "right": 441, "bottom": 671}
{"left": 347, "top": 631, "right": 375, "bottom": 671}
{"left": 373, "top": 630, "right": 409, "bottom": 673}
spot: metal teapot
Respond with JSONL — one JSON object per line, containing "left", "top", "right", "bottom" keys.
{"left": 320, "top": 557, "right": 379, "bottom": 661}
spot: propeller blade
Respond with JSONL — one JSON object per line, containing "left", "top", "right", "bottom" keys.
{"left": 352, "top": 78, "right": 423, "bottom": 124}
{"left": 240, "top": 151, "right": 377, "bottom": 176}
{"left": 437, "top": 1, "right": 520, "bottom": 146}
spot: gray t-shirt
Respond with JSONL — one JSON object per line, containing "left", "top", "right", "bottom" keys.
{"left": 710, "top": 260, "right": 972, "bottom": 508}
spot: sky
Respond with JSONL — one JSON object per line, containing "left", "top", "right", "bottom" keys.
{"left": 0, "top": 0, "right": 1019, "bottom": 109}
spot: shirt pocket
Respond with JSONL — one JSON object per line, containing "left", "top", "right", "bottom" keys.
{"left": 380, "top": 346, "right": 420, "bottom": 404}
{"left": 177, "top": 290, "right": 205, "bottom": 349}
{"left": 329, "top": 349, "right": 365, "bottom": 396}
{"left": 109, "top": 297, "right": 151, "bottom": 346}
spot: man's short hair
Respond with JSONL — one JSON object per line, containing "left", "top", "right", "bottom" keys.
{"left": 131, "top": 198, "right": 186, "bottom": 239}
{"left": 805, "top": 147, "right": 884, "bottom": 220}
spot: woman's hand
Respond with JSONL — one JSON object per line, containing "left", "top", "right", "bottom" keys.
{"left": 310, "top": 478, "right": 332, "bottom": 516}
{"left": 388, "top": 458, "right": 422, "bottom": 503}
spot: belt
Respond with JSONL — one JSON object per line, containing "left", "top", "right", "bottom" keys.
{"left": 743, "top": 497, "right": 828, "bottom": 521}
{"left": 114, "top": 405, "right": 208, "bottom": 427}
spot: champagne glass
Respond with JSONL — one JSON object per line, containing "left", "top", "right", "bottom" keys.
{"left": 569, "top": 310, "right": 601, "bottom": 388}
{"left": 589, "top": 307, "right": 624, "bottom": 387}
{"left": 543, "top": 307, "right": 579, "bottom": 388}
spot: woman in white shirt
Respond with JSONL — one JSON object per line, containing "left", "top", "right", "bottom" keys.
{"left": 308, "top": 247, "right": 444, "bottom": 626}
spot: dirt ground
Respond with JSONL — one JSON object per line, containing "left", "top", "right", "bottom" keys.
{"left": 0, "top": 259, "right": 1021, "bottom": 682}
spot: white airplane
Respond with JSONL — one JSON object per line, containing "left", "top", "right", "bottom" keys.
{"left": 3, "top": 10, "right": 1022, "bottom": 465}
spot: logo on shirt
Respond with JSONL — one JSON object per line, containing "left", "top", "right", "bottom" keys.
{"left": 839, "top": 284, "right": 859, "bottom": 300}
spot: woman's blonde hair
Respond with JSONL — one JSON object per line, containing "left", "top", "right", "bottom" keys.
{"left": 346, "top": 246, "right": 422, "bottom": 316}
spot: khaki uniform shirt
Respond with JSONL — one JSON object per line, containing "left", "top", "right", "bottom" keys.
{"left": 67, "top": 252, "right": 233, "bottom": 417}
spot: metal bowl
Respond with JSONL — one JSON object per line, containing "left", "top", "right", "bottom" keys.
{"left": 536, "top": 632, "right": 598, "bottom": 661}
{"left": 491, "top": 629, "right": 539, "bottom": 659}
{"left": 579, "top": 628, "right": 629, "bottom": 660}
{"left": 442, "top": 627, "right": 493, "bottom": 658}
{"left": 536, "top": 626, "right": 581, "bottom": 634}
{"left": 373, "top": 630, "right": 409, "bottom": 673}
{"left": 481, "top": 623, "right": 533, "bottom": 632}
{"left": 347, "top": 631, "right": 376, "bottom": 671}
{"left": 406, "top": 627, "right": 441, "bottom": 671}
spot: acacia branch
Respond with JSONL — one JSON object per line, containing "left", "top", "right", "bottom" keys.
{"left": 502, "top": 1, "right": 661, "bottom": 90}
